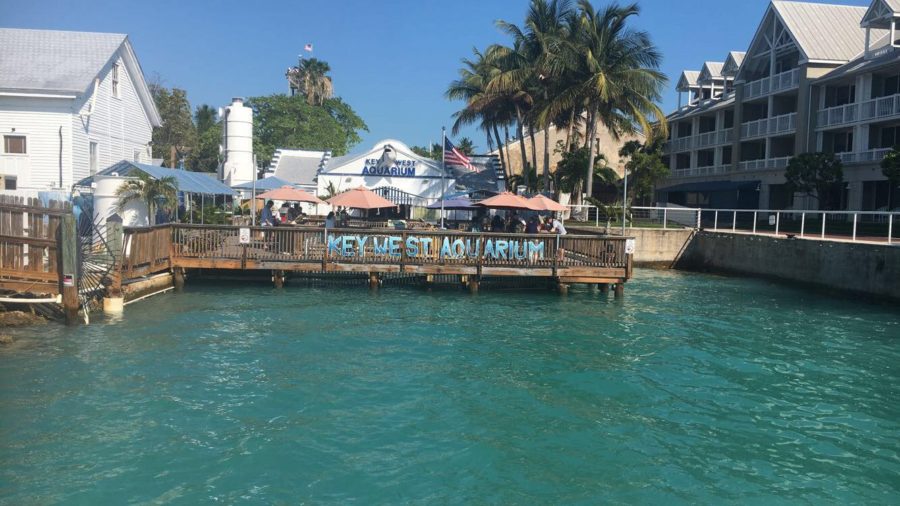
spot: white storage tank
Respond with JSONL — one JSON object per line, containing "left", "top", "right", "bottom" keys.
{"left": 93, "top": 173, "right": 149, "bottom": 239}
{"left": 221, "top": 97, "right": 254, "bottom": 187}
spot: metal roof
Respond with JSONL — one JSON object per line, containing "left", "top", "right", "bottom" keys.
{"left": 773, "top": 1, "right": 870, "bottom": 62}
{"left": 0, "top": 28, "right": 126, "bottom": 94}
{"left": 232, "top": 176, "right": 295, "bottom": 191}
{"left": 668, "top": 95, "right": 736, "bottom": 121}
{"left": 77, "top": 160, "right": 237, "bottom": 196}
{"left": 815, "top": 43, "right": 899, "bottom": 84}
{"left": 676, "top": 71, "right": 701, "bottom": 91}
{"left": 700, "top": 62, "right": 725, "bottom": 81}
{"left": 722, "top": 52, "right": 746, "bottom": 76}
{"left": 272, "top": 152, "right": 325, "bottom": 186}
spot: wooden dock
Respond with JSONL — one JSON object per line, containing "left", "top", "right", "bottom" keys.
{"left": 126, "top": 224, "right": 634, "bottom": 294}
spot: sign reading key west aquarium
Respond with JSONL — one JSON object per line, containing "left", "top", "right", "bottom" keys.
{"left": 327, "top": 234, "right": 545, "bottom": 260}
{"left": 361, "top": 158, "right": 417, "bottom": 177}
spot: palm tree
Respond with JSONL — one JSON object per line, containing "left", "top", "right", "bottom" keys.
{"left": 286, "top": 57, "right": 334, "bottom": 106}
{"left": 457, "top": 137, "right": 476, "bottom": 155}
{"left": 194, "top": 104, "right": 218, "bottom": 134}
{"left": 544, "top": 1, "right": 667, "bottom": 200}
{"left": 115, "top": 172, "right": 178, "bottom": 226}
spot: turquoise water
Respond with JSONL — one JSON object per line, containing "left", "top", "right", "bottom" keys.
{"left": 1, "top": 270, "right": 898, "bottom": 504}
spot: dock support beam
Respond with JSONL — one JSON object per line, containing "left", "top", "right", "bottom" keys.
{"left": 173, "top": 268, "right": 185, "bottom": 292}
{"left": 614, "top": 283, "right": 624, "bottom": 299}
{"left": 557, "top": 282, "right": 569, "bottom": 296}
{"left": 60, "top": 214, "right": 79, "bottom": 325}
{"left": 103, "top": 215, "right": 124, "bottom": 314}
{"left": 273, "top": 270, "right": 285, "bottom": 289}
{"left": 599, "top": 283, "right": 610, "bottom": 294}
{"left": 469, "top": 279, "right": 479, "bottom": 294}
{"left": 369, "top": 272, "right": 380, "bottom": 290}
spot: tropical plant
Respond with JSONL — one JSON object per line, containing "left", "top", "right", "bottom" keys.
{"left": 619, "top": 137, "right": 668, "bottom": 205}
{"left": 115, "top": 173, "right": 178, "bottom": 226}
{"left": 286, "top": 57, "right": 334, "bottom": 106}
{"left": 553, "top": 143, "right": 611, "bottom": 201}
{"left": 150, "top": 86, "right": 197, "bottom": 168}
{"left": 321, "top": 181, "right": 339, "bottom": 200}
{"left": 881, "top": 145, "right": 900, "bottom": 187}
{"left": 457, "top": 137, "right": 476, "bottom": 155}
{"left": 785, "top": 152, "right": 844, "bottom": 210}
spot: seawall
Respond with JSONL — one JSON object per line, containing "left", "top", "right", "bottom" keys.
{"left": 675, "top": 232, "right": 900, "bottom": 300}
{"left": 569, "top": 226, "right": 695, "bottom": 267}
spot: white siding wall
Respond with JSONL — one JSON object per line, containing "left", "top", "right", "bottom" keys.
{"left": 72, "top": 53, "right": 153, "bottom": 184}
{"left": 0, "top": 96, "right": 74, "bottom": 190}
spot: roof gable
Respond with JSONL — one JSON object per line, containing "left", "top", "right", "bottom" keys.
{"left": 323, "top": 140, "right": 443, "bottom": 176}
{"left": 773, "top": 1, "right": 869, "bottom": 62}
{"left": 722, "top": 51, "right": 746, "bottom": 76}
{"left": 862, "top": 0, "right": 900, "bottom": 29}
{"left": 676, "top": 71, "right": 700, "bottom": 91}
{"left": 698, "top": 62, "right": 725, "bottom": 83}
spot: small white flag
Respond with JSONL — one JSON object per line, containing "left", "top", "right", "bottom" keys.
{"left": 304, "top": 43, "right": 313, "bottom": 52}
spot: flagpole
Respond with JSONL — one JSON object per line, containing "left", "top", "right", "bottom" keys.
{"left": 440, "top": 127, "right": 446, "bottom": 229}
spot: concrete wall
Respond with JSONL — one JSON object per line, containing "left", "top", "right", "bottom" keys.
{"left": 676, "top": 232, "right": 900, "bottom": 300}
{"left": 569, "top": 227, "right": 695, "bottom": 266}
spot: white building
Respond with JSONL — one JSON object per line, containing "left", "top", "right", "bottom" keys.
{"left": 0, "top": 28, "right": 161, "bottom": 195}
{"left": 661, "top": 0, "right": 900, "bottom": 211}
{"left": 316, "top": 139, "right": 503, "bottom": 206}
{"left": 268, "top": 148, "right": 331, "bottom": 193}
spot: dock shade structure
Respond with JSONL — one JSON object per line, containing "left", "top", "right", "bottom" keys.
{"left": 75, "top": 160, "right": 238, "bottom": 225}
{"left": 476, "top": 192, "right": 537, "bottom": 210}
{"left": 527, "top": 194, "right": 567, "bottom": 212}
{"left": 232, "top": 176, "right": 294, "bottom": 192}
{"left": 256, "top": 186, "right": 325, "bottom": 205}
{"left": 327, "top": 187, "right": 396, "bottom": 210}
{"left": 426, "top": 196, "right": 478, "bottom": 210}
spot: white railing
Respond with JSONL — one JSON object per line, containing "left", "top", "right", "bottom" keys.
{"left": 674, "top": 165, "right": 731, "bottom": 178}
{"left": 816, "top": 102, "right": 859, "bottom": 129}
{"left": 834, "top": 147, "right": 892, "bottom": 164}
{"left": 740, "top": 112, "right": 797, "bottom": 139}
{"left": 564, "top": 205, "right": 900, "bottom": 243}
{"left": 744, "top": 68, "right": 800, "bottom": 100}
{"left": 737, "top": 156, "right": 791, "bottom": 172}
{"left": 860, "top": 93, "right": 900, "bottom": 121}
{"left": 665, "top": 128, "right": 734, "bottom": 153}
{"left": 670, "top": 136, "right": 694, "bottom": 152}
{"left": 701, "top": 208, "right": 899, "bottom": 244}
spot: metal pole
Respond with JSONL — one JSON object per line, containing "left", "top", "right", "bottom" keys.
{"left": 821, "top": 212, "right": 826, "bottom": 238}
{"left": 753, "top": 211, "right": 757, "bottom": 234}
{"left": 714, "top": 210, "right": 718, "bottom": 230}
{"left": 775, "top": 211, "right": 780, "bottom": 236}
{"left": 252, "top": 171, "right": 257, "bottom": 227}
{"left": 800, "top": 212, "right": 806, "bottom": 237}
{"left": 852, "top": 213, "right": 858, "bottom": 241}
{"left": 622, "top": 165, "right": 628, "bottom": 235}
{"left": 732, "top": 211, "right": 736, "bottom": 232}
{"left": 440, "top": 127, "right": 446, "bottom": 229}
{"left": 889, "top": 214, "right": 893, "bottom": 244}
{"left": 663, "top": 208, "right": 668, "bottom": 229}
{"left": 201, "top": 193, "right": 205, "bottom": 225}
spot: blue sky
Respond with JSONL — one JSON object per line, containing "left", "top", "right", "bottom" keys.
{"left": 2, "top": 0, "right": 871, "bottom": 153}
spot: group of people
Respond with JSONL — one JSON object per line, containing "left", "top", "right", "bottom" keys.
{"left": 260, "top": 200, "right": 308, "bottom": 226}
{"left": 473, "top": 213, "right": 566, "bottom": 235}
{"left": 324, "top": 208, "right": 351, "bottom": 228}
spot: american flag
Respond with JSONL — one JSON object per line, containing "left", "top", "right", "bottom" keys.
{"left": 444, "top": 138, "right": 475, "bottom": 171}
{"left": 304, "top": 43, "right": 313, "bottom": 52}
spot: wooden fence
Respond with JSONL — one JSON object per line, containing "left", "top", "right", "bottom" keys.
{"left": 122, "top": 225, "right": 173, "bottom": 279}
{"left": 0, "top": 195, "right": 70, "bottom": 294}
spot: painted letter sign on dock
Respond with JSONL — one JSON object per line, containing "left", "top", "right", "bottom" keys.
{"left": 239, "top": 228, "right": 251, "bottom": 244}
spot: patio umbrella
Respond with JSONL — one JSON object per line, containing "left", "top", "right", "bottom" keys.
{"left": 327, "top": 187, "right": 396, "bottom": 210}
{"left": 476, "top": 192, "right": 537, "bottom": 210}
{"left": 257, "top": 186, "right": 325, "bottom": 205}
{"left": 426, "top": 196, "right": 478, "bottom": 210}
{"left": 527, "top": 194, "right": 567, "bottom": 212}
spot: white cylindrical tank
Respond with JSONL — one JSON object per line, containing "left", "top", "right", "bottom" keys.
{"left": 93, "top": 174, "right": 149, "bottom": 239}
{"left": 222, "top": 97, "right": 254, "bottom": 187}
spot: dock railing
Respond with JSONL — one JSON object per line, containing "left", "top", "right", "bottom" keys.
{"left": 168, "top": 224, "right": 631, "bottom": 277}
{"left": 0, "top": 195, "right": 70, "bottom": 294}
{"left": 700, "top": 208, "right": 900, "bottom": 244}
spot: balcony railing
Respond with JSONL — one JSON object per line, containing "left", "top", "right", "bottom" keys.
{"left": 835, "top": 148, "right": 892, "bottom": 164}
{"left": 744, "top": 68, "right": 801, "bottom": 101}
{"left": 860, "top": 93, "right": 900, "bottom": 122}
{"left": 737, "top": 156, "right": 791, "bottom": 172}
{"left": 664, "top": 128, "right": 734, "bottom": 153}
{"left": 740, "top": 113, "right": 797, "bottom": 139}
{"left": 673, "top": 165, "right": 731, "bottom": 177}
{"left": 816, "top": 102, "right": 859, "bottom": 129}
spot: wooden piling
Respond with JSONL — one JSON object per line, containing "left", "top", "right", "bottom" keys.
{"left": 369, "top": 272, "right": 379, "bottom": 290}
{"left": 173, "top": 268, "right": 185, "bottom": 292}
{"left": 59, "top": 215, "right": 79, "bottom": 325}
{"left": 614, "top": 283, "right": 625, "bottom": 298}
{"left": 273, "top": 270, "right": 285, "bottom": 288}
{"left": 599, "top": 283, "right": 610, "bottom": 294}
{"left": 103, "top": 217, "right": 124, "bottom": 313}
{"left": 469, "top": 279, "right": 479, "bottom": 294}
{"left": 557, "top": 282, "right": 569, "bottom": 296}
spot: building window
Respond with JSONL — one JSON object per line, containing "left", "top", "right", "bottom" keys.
{"left": 4, "top": 135, "right": 26, "bottom": 154}
{"left": 1, "top": 176, "right": 16, "bottom": 190}
{"left": 90, "top": 141, "right": 99, "bottom": 174}
{"left": 112, "top": 64, "right": 120, "bottom": 98}
{"left": 133, "top": 149, "right": 141, "bottom": 162}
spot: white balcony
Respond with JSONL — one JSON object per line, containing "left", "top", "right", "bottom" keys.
{"left": 740, "top": 113, "right": 797, "bottom": 139}
{"left": 737, "top": 156, "right": 791, "bottom": 172}
{"left": 835, "top": 148, "right": 892, "bottom": 164}
{"left": 744, "top": 68, "right": 800, "bottom": 101}
{"left": 664, "top": 128, "right": 734, "bottom": 153}
{"left": 674, "top": 165, "right": 731, "bottom": 177}
{"left": 860, "top": 93, "right": 900, "bottom": 122}
{"left": 816, "top": 103, "right": 858, "bottom": 129}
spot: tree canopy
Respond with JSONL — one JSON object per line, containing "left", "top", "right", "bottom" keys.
{"left": 150, "top": 86, "right": 196, "bottom": 168}
{"left": 247, "top": 94, "right": 367, "bottom": 164}
{"left": 785, "top": 152, "right": 844, "bottom": 210}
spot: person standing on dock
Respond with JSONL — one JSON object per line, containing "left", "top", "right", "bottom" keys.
{"left": 261, "top": 200, "right": 276, "bottom": 227}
